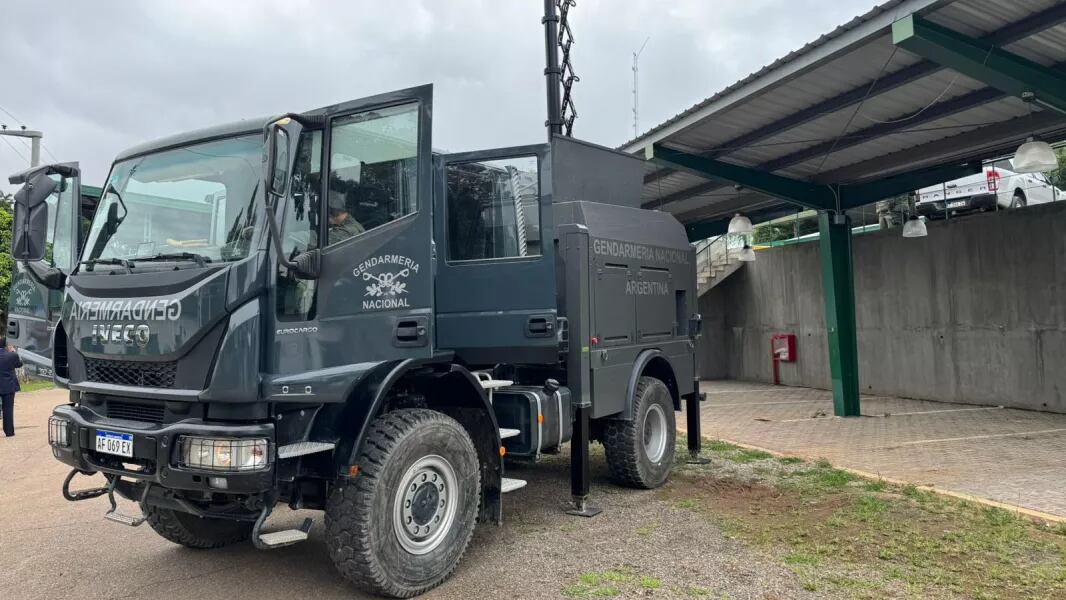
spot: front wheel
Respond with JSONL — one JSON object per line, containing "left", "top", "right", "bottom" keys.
{"left": 143, "top": 505, "right": 253, "bottom": 549}
{"left": 1010, "top": 193, "right": 1027, "bottom": 209}
{"left": 325, "top": 409, "right": 481, "bottom": 598}
{"left": 602, "top": 376, "right": 676, "bottom": 489}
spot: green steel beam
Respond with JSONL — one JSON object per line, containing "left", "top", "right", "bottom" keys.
{"left": 893, "top": 14, "right": 1066, "bottom": 115}
{"left": 838, "top": 161, "right": 982, "bottom": 208}
{"left": 647, "top": 144, "right": 836, "bottom": 210}
{"left": 818, "top": 211, "right": 860, "bottom": 417}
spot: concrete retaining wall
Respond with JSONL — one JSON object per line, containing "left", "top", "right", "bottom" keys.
{"left": 699, "top": 202, "right": 1066, "bottom": 413}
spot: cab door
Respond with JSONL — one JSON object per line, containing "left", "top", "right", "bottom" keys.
{"left": 7, "top": 163, "right": 81, "bottom": 375}
{"left": 434, "top": 145, "right": 558, "bottom": 366}
{"left": 268, "top": 85, "right": 436, "bottom": 383}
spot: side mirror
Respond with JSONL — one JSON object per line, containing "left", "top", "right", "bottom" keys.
{"left": 12, "top": 172, "right": 57, "bottom": 262}
{"left": 263, "top": 115, "right": 320, "bottom": 279}
{"left": 266, "top": 122, "right": 292, "bottom": 199}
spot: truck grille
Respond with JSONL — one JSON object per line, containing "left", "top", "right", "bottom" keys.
{"left": 106, "top": 400, "right": 165, "bottom": 424}
{"left": 85, "top": 358, "right": 177, "bottom": 388}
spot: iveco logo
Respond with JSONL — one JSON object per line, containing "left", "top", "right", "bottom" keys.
{"left": 91, "top": 323, "right": 151, "bottom": 348}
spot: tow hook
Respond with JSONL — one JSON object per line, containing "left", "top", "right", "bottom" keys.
{"left": 102, "top": 475, "right": 150, "bottom": 527}
{"left": 62, "top": 469, "right": 110, "bottom": 502}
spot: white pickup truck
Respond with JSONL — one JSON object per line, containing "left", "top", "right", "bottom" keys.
{"left": 916, "top": 159, "right": 1063, "bottom": 217}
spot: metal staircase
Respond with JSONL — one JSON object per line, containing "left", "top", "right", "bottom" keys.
{"left": 695, "top": 235, "right": 746, "bottom": 296}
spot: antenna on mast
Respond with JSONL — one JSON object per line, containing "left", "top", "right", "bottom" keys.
{"left": 543, "top": 0, "right": 578, "bottom": 139}
{"left": 632, "top": 36, "right": 650, "bottom": 139}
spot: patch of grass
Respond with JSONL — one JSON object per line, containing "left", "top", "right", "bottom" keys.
{"left": 19, "top": 378, "right": 54, "bottom": 392}
{"left": 851, "top": 495, "right": 889, "bottom": 521}
{"left": 778, "top": 456, "right": 805, "bottom": 465}
{"left": 634, "top": 522, "right": 658, "bottom": 538}
{"left": 705, "top": 440, "right": 738, "bottom": 453}
{"left": 783, "top": 552, "right": 820, "bottom": 566}
{"left": 731, "top": 448, "right": 773, "bottom": 463}
{"left": 674, "top": 499, "right": 700, "bottom": 511}
{"left": 640, "top": 576, "right": 661, "bottom": 589}
{"left": 863, "top": 480, "right": 886, "bottom": 492}
{"left": 659, "top": 438, "right": 1066, "bottom": 599}
{"left": 565, "top": 568, "right": 662, "bottom": 598}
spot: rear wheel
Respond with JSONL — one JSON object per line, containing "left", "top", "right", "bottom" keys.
{"left": 326, "top": 409, "right": 481, "bottom": 598}
{"left": 143, "top": 505, "right": 253, "bottom": 549}
{"left": 602, "top": 376, "right": 676, "bottom": 489}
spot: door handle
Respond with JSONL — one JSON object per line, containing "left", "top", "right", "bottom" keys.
{"left": 526, "top": 316, "right": 555, "bottom": 338}
{"left": 394, "top": 317, "right": 428, "bottom": 347}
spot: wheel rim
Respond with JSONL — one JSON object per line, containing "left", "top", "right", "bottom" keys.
{"left": 642, "top": 403, "right": 668, "bottom": 464}
{"left": 393, "top": 455, "right": 458, "bottom": 555}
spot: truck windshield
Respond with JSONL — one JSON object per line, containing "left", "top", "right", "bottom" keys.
{"left": 82, "top": 134, "right": 262, "bottom": 265}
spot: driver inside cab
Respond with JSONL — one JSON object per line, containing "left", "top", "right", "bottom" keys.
{"left": 326, "top": 193, "right": 365, "bottom": 245}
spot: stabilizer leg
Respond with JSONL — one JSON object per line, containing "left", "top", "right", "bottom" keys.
{"left": 566, "top": 399, "right": 601, "bottom": 517}
{"left": 686, "top": 390, "right": 710, "bottom": 465}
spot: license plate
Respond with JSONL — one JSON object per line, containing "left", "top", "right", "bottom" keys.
{"left": 95, "top": 430, "right": 134, "bottom": 458}
{"left": 947, "top": 200, "right": 967, "bottom": 209}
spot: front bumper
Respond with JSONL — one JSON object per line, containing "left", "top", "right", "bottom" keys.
{"left": 49, "top": 404, "right": 275, "bottom": 494}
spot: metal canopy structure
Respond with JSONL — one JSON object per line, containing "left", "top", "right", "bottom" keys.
{"left": 622, "top": 0, "right": 1066, "bottom": 239}
{"left": 622, "top": 0, "right": 1066, "bottom": 416}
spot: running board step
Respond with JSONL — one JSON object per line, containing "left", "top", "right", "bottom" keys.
{"left": 277, "top": 441, "right": 336, "bottom": 459}
{"left": 258, "top": 522, "right": 312, "bottom": 547}
{"left": 502, "top": 477, "right": 527, "bottom": 493}
{"left": 499, "top": 428, "right": 520, "bottom": 440}
{"left": 104, "top": 511, "right": 145, "bottom": 527}
{"left": 253, "top": 512, "right": 313, "bottom": 550}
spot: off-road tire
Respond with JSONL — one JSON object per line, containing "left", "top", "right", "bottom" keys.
{"left": 143, "top": 505, "right": 253, "bottom": 549}
{"left": 602, "top": 376, "right": 676, "bottom": 489}
{"left": 325, "top": 409, "right": 481, "bottom": 598}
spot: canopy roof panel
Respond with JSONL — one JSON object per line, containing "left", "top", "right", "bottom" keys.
{"left": 623, "top": 0, "right": 1066, "bottom": 234}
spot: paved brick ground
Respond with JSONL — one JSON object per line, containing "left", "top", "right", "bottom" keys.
{"left": 687, "top": 380, "right": 1066, "bottom": 518}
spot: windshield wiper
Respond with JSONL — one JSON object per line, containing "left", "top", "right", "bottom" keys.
{"left": 132, "top": 252, "right": 212, "bottom": 268}
{"left": 81, "top": 258, "right": 133, "bottom": 274}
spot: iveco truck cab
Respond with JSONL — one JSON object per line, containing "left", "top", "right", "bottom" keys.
{"left": 11, "top": 84, "right": 704, "bottom": 597}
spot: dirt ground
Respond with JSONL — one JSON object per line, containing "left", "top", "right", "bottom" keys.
{"left": 0, "top": 389, "right": 818, "bottom": 600}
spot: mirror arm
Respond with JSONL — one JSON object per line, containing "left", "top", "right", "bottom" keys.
{"left": 264, "top": 194, "right": 301, "bottom": 272}
{"left": 25, "top": 261, "right": 66, "bottom": 290}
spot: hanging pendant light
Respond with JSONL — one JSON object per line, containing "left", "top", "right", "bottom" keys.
{"left": 1014, "top": 136, "right": 1058, "bottom": 173}
{"left": 738, "top": 243, "right": 756, "bottom": 261}
{"left": 1014, "top": 92, "right": 1059, "bottom": 174}
{"left": 902, "top": 214, "right": 927, "bottom": 238}
{"left": 727, "top": 213, "right": 753, "bottom": 235}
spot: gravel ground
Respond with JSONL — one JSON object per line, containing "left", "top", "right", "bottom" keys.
{"left": 0, "top": 389, "right": 819, "bottom": 600}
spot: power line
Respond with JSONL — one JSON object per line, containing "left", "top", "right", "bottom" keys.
{"left": 0, "top": 103, "right": 24, "bottom": 126}
{"left": 1, "top": 137, "right": 28, "bottom": 162}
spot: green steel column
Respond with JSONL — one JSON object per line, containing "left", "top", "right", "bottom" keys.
{"left": 818, "top": 211, "right": 861, "bottom": 417}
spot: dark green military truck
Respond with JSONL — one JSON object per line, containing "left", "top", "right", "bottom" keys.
{"left": 10, "top": 83, "right": 703, "bottom": 597}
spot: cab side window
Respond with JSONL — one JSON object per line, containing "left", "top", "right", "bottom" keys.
{"left": 326, "top": 103, "right": 419, "bottom": 246}
{"left": 446, "top": 155, "right": 540, "bottom": 261}
{"left": 276, "top": 130, "right": 322, "bottom": 320}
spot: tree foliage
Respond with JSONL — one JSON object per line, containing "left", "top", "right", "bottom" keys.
{"left": 1046, "top": 147, "right": 1066, "bottom": 190}
{"left": 0, "top": 200, "right": 13, "bottom": 323}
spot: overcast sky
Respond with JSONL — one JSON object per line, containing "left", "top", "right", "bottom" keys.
{"left": 0, "top": 0, "right": 876, "bottom": 193}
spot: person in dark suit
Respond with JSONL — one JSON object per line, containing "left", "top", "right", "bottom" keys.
{"left": 0, "top": 338, "right": 22, "bottom": 437}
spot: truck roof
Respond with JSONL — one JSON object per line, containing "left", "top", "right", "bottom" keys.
{"left": 114, "top": 117, "right": 272, "bottom": 162}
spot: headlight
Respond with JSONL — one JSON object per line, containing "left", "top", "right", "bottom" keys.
{"left": 177, "top": 437, "right": 270, "bottom": 472}
{"left": 48, "top": 416, "right": 71, "bottom": 447}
